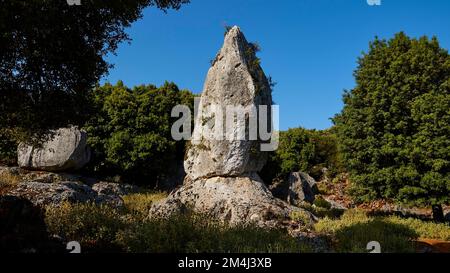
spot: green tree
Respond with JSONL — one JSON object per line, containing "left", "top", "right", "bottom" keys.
{"left": 334, "top": 33, "right": 450, "bottom": 221}
{"left": 85, "top": 81, "right": 194, "bottom": 185}
{"left": 0, "top": 0, "right": 189, "bottom": 161}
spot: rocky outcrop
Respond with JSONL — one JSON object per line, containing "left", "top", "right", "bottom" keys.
{"left": 7, "top": 180, "right": 135, "bottom": 207}
{"left": 287, "top": 172, "right": 318, "bottom": 205}
{"left": 150, "top": 174, "right": 313, "bottom": 228}
{"left": 17, "top": 126, "right": 91, "bottom": 172}
{"left": 150, "top": 26, "right": 313, "bottom": 228}
{"left": 184, "top": 26, "right": 272, "bottom": 181}
{"left": 270, "top": 172, "right": 319, "bottom": 206}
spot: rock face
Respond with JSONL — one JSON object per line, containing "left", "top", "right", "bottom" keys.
{"left": 150, "top": 174, "right": 313, "bottom": 228}
{"left": 7, "top": 180, "right": 137, "bottom": 207}
{"left": 17, "top": 127, "right": 91, "bottom": 172}
{"left": 150, "top": 26, "right": 312, "bottom": 228}
{"left": 287, "top": 172, "right": 318, "bottom": 205}
{"left": 184, "top": 26, "right": 272, "bottom": 181}
{"left": 270, "top": 172, "right": 318, "bottom": 205}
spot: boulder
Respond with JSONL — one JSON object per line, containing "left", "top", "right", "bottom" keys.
{"left": 150, "top": 173, "right": 314, "bottom": 228}
{"left": 17, "top": 126, "right": 91, "bottom": 172}
{"left": 184, "top": 26, "right": 273, "bottom": 180}
{"left": 287, "top": 172, "right": 318, "bottom": 205}
{"left": 270, "top": 172, "right": 318, "bottom": 206}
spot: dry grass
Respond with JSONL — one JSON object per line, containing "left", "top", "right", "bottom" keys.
{"left": 122, "top": 192, "right": 168, "bottom": 219}
{"left": 0, "top": 171, "right": 21, "bottom": 194}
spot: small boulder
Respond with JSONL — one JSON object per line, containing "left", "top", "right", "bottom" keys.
{"left": 287, "top": 172, "right": 318, "bottom": 205}
{"left": 17, "top": 126, "right": 91, "bottom": 172}
{"left": 270, "top": 172, "right": 318, "bottom": 206}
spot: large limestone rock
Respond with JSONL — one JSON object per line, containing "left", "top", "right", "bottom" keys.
{"left": 184, "top": 26, "right": 272, "bottom": 181}
{"left": 17, "top": 127, "right": 91, "bottom": 172}
{"left": 150, "top": 174, "right": 313, "bottom": 228}
{"left": 150, "top": 26, "right": 313, "bottom": 228}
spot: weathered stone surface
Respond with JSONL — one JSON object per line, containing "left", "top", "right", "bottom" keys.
{"left": 8, "top": 181, "right": 97, "bottom": 206}
{"left": 91, "top": 181, "right": 139, "bottom": 197}
{"left": 7, "top": 181, "right": 128, "bottom": 207}
{"left": 184, "top": 26, "right": 272, "bottom": 180}
{"left": 150, "top": 173, "right": 314, "bottom": 228}
{"left": 17, "top": 127, "right": 91, "bottom": 172}
{"left": 270, "top": 172, "right": 318, "bottom": 205}
{"left": 287, "top": 172, "right": 318, "bottom": 205}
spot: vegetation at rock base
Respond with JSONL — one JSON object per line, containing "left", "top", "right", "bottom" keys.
{"left": 334, "top": 33, "right": 450, "bottom": 220}
{"left": 0, "top": 0, "right": 190, "bottom": 161}
{"left": 84, "top": 81, "right": 195, "bottom": 185}
{"left": 45, "top": 194, "right": 313, "bottom": 253}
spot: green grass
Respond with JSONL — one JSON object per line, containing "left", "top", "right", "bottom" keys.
{"left": 44, "top": 192, "right": 313, "bottom": 253}
{"left": 314, "top": 209, "right": 450, "bottom": 253}
{"left": 122, "top": 192, "right": 167, "bottom": 220}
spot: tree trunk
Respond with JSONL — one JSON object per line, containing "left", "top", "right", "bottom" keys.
{"left": 432, "top": 204, "right": 444, "bottom": 222}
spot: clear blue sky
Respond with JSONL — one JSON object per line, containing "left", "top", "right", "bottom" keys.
{"left": 103, "top": 0, "right": 450, "bottom": 130}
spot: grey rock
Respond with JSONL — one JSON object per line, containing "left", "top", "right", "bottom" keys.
{"left": 322, "top": 197, "right": 348, "bottom": 210}
{"left": 287, "top": 172, "right": 318, "bottom": 205}
{"left": 150, "top": 173, "right": 314, "bottom": 228}
{"left": 8, "top": 181, "right": 126, "bottom": 207}
{"left": 17, "top": 127, "right": 91, "bottom": 172}
{"left": 8, "top": 181, "right": 97, "bottom": 206}
{"left": 91, "top": 181, "right": 139, "bottom": 196}
{"left": 270, "top": 172, "right": 318, "bottom": 206}
{"left": 184, "top": 26, "right": 273, "bottom": 180}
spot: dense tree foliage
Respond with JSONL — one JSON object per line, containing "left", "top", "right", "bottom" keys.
{"left": 0, "top": 0, "right": 189, "bottom": 161}
{"left": 260, "top": 127, "right": 343, "bottom": 183}
{"left": 334, "top": 33, "right": 450, "bottom": 220}
{"left": 84, "top": 81, "right": 194, "bottom": 185}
